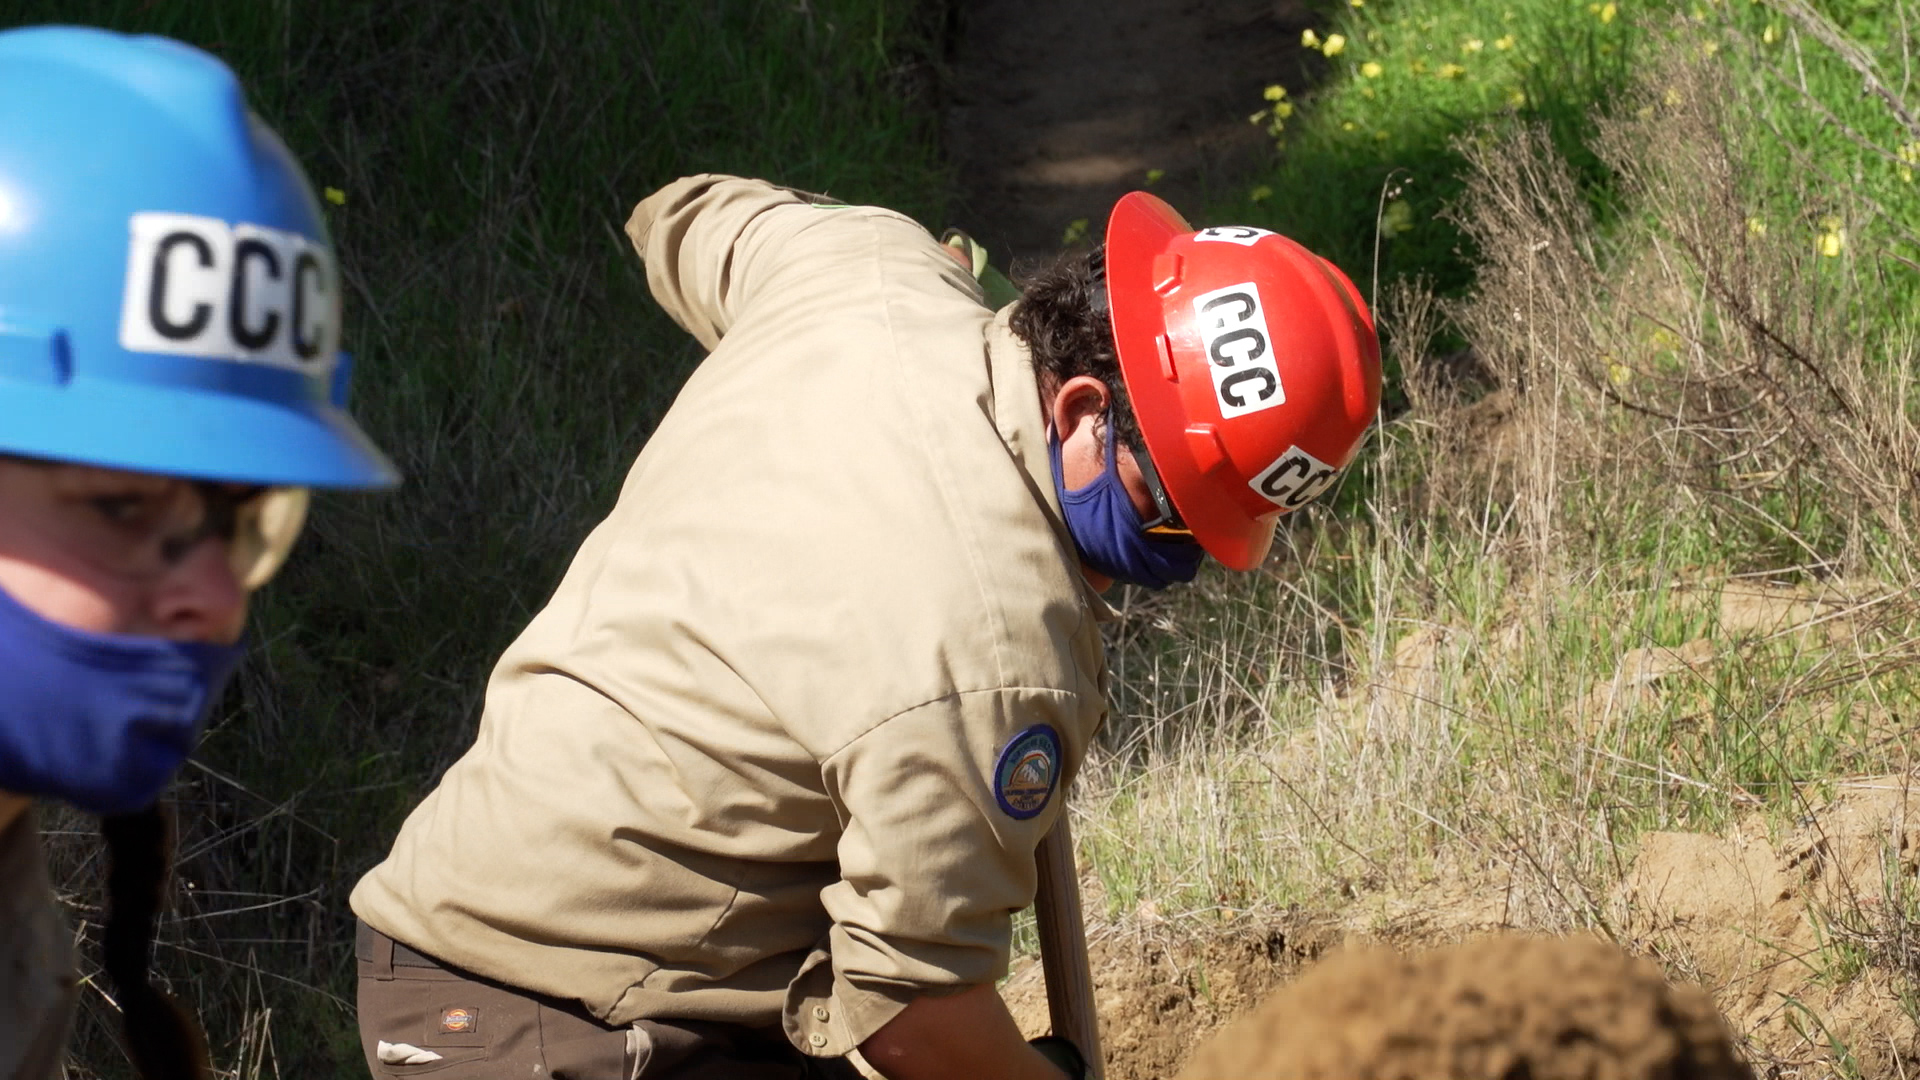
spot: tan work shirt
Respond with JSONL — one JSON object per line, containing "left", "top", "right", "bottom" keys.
{"left": 1, "top": 808, "right": 77, "bottom": 1080}
{"left": 352, "top": 175, "right": 1111, "bottom": 1056}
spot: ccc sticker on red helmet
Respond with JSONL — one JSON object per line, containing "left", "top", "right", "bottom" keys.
{"left": 1193, "top": 225, "right": 1275, "bottom": 247}
{"left": 1191, "top": 281, "right": 1284, "bottom": 419}
{"left": 1250, "top": 444, "right": 1339, "bottom": 511}
{"left": 118, "top": 212, "right": 339, "bottom": 370}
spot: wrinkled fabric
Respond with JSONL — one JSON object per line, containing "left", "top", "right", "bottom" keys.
{"left": 0, "top": 583, "right": 242, "bottom": 816}
{"left": 353, "top": 175, "right": 1112, "bottom": 1059}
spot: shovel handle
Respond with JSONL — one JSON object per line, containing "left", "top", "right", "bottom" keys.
{"left": 1034, "top": 813, "right": 1102, "bottom": 1079}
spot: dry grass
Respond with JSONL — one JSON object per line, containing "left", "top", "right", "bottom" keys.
{"left": 1070, "top": 21, "right": 1920, "bottom": 1076}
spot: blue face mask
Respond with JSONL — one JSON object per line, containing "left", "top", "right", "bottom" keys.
{"left": 0, "top": 583, "right": 244, "bottom": 815}
{"left": 1048, "top": 421, "right": 1207, "bottom": 590}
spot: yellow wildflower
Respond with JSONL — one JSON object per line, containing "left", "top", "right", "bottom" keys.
{"left": 1264, "top": 84, "right": 1288, "bottom": 101}
{"left": 1323, "top": 33, "right": 1347, "bottom": 56}
{"left": 1664, "top": 86, "right": 1682, "bottom": 106}
{"left": 1438, "top": 62, "right": 1467, "bottom": 79}
{"left": 1361, "top": 60, "right": 1384, "bottom": 78}
{"left": 324, "top": 187, "right": 347, "bottom": 206}
{"left": 1145, "top": 168, "right": 1165, "bottom": 186}
{"left": 1600, "top": 2, "right": 1617, "bottom": 23}
{"left": 1351, "top": 0, "right": 1364, "bottom": 6}
{"left": 1302, "top": 28, "right": 1322, "bottom": 49}
{"left": 1495, "top": 35, "right": 1515, "bottom": 49}
{"left": 1361, "top": 86, "right": 1377, "bottom": 99}
{"left": 1342, "top": 121, "right": 1357, "bottom": 131}
{"left": 1763, "top": 23, "right": 1778, "bottom": 43}
{"left": 1746, "top": 217, "right": 1767, "bottom": 236}
{"left": 1817, "top": 217, "right": 1845, "bottom": 257}
{"left": 1464, "top": 38, "right": 1485, "bottom": 52}
{"left": 1701, "top": 40, "right": 1719, "bottom": 57}
{"left": 1410, "top": 58, "right": 1429, "bottom": 74}
{"left": 1506, "top": 88, "right": 1528, "bottom": 107}
{"left": 1605, "top": 356, "right": 1632, "bottom": 386}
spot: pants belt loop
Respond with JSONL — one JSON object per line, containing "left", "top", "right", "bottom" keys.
{"left": 366, "top": 920, "right": 396, "bottom": 982}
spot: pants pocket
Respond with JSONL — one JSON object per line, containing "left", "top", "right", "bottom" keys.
{"left": 358, "top": 961, "right": 538, "bottom": 1078}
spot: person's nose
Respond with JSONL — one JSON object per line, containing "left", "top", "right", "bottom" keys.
{"left": 148, "top": 538, "right": 249, "bottom": 644}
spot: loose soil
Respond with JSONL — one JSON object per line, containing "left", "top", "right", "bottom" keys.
{"left": 992, "top": 589, "right": 1919, "bottom": 1078}
{"left": 1174, "top": 935, "right": 1749, "bottom": 1080}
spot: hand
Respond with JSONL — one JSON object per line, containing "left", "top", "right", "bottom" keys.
{"left": 1028, "top": 1035, "right": 1088, "bottom": 1079}
{"left": 860, "top": 984, "right": 1075, "bottom": 1080}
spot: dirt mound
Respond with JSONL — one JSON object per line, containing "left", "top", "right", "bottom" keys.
{"left": 1174, "top": 934, "right": 1750, "bottom": 1080}
{"left": 1617, "top": 772, "right": 1920, "bottom": 1077}
{"left": 1005, "top": 920, "right": 1336, "bottom": 1080}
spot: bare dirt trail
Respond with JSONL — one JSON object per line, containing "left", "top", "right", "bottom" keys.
{"left": 942, "top": 0, "right": 1316, "bottom": 267}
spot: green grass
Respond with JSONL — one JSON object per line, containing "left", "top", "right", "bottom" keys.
{"left": 1067, "top": 4, "right": 1920, "bottom": 1070}
{"left": 18, "top": 1, "right": 953, "bottom": 1075}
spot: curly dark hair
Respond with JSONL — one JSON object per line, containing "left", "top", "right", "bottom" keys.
{"left": 1008, "top": 246, "right": 1145, "bottom": 453}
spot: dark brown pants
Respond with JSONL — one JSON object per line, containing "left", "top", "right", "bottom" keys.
{"left": 355, "top": 921, "right": 860, "bottom": 1080}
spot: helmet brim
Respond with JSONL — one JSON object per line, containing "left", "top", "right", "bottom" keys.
{"left": 0, "top": 377, "right": 398, "bottom": 489}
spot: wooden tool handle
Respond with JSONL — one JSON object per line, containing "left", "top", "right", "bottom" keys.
{"left": 1034, "top": 813, "right": 1103, "bottom": 1079}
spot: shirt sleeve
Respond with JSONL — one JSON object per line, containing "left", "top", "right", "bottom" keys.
{"left": 625, "top": 174, "right": 957, "bottom": 352}
{"left": 791, "top": 687, "right": 1090, "bottom": 1051}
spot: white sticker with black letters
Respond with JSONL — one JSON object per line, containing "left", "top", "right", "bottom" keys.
{"left": 1250, "top": 444, "right": 1340, "bottom": 510}
{"left": 119, "top": 212, "right": 338, "bottom": 370}
{"left": 1191, "top": 280, "right": 1284, "bottom": 418}
{"left": 1193, "top": 226, "right": 1274, "bottom": 247}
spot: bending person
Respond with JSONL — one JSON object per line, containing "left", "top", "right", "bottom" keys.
{"left": 0, "top": 26, "right": 398, "bottom": 1080}
{"left": 351, "top": 176, "right": 1378, "bottom": 1079}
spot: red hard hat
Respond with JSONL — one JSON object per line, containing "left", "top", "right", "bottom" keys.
{"left": 1106, "top": 193, "right": 1382, "bottom": 570}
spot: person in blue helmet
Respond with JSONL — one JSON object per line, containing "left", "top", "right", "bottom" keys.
{"left": 0, "top": 25, "right": 398, "bottom": 1079}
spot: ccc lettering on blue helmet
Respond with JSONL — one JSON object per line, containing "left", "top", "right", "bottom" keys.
{"left": 118, "top": 212, "right": 338, "bottom": 370}
{"left": 1191, "top": 280, "right": 1284, "bottom": 419}
{"left": 1249, "top": 444, "right": 1339, "bottom": 511}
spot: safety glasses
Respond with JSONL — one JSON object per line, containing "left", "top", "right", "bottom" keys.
{"left": 5, "top": 458, "right": 310, "bottom": 591}
{"left": 1128, "top": 440, "right": 1194, "bottom": 541}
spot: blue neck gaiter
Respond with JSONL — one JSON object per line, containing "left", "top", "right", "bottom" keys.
{"left": 1048, "top": 422, "right": 1206, "bottom": 590}
{"left": 0, "top": 583, "right": 244, "bottom": 815}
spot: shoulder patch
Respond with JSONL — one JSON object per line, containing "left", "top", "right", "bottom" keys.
{"left": 993, "top": 725, "right": 1062, "bottom": 820}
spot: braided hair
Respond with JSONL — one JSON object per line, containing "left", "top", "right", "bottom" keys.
{"left": 100, "top": 805, "right": 213, "bottom": 1079}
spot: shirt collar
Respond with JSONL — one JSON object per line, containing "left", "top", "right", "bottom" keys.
{"left": 983, "top": 306, "right": 1118, "bottom": 623}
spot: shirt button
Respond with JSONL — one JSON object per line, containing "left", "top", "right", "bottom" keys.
{"left": 812, "top": 1006, "right": 831, "bottom": 1022}
{"left": 808, "top": 1032, "right": 828, "bottom": 1048}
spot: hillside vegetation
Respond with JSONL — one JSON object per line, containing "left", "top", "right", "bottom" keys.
{"left": 1077, "top": 0, "right": 1920, "bottom": 1073}
{"left": 19, "top": 0, "right": 1920, "bottom": 1075}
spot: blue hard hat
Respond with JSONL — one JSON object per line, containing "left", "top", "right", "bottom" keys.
{"left": 0, "top": 25, "right": 397, "bottom": 489}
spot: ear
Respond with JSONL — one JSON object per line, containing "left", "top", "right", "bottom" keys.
{"left": 1047, "top": 375, "right": 1113, "bottom": 444}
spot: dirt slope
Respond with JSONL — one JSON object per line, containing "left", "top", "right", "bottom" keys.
{"left": 943, "top": 0, "right": 1315, "bottom": 265}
